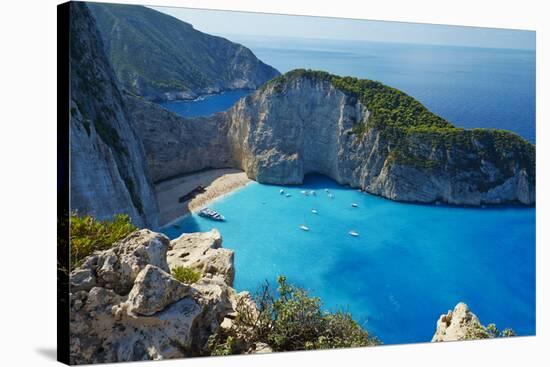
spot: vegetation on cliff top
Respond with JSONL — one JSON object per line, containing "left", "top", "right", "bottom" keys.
{"left": 70, "top": 213, "right": 137, "bottom": 270}
{"left": 264, "top": 69, "right": 535, "bottom": 184}
{"left": 207, "top": 275, "right": 379, "bottom": 355}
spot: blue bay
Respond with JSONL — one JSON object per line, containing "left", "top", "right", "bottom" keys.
{"left": 162, "top": 175, "right": 535, "bottom": 344}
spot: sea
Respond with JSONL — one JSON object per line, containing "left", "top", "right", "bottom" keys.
{"left": 159, "top": 37, "right": 536, "bottom": 344}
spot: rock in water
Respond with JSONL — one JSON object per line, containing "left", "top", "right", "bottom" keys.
{"left": 69, "top": 228, "right": 241, "bottom": 364}
{"left": 432, "top": 302, "right": 484, "bottom": 342}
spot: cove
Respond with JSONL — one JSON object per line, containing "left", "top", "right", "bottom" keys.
{"left": 158, "top": 89, "right": 252, "bottom": 118}
{"left": 161, "top": 174, "right": 535, "bottom": 345}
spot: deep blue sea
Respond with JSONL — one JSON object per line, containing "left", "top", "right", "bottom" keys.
{"left": 162, "top": 37, "right": 536, "bottom": 143}
{"left": 159, "top": 90, "right": 251, "bottom": 118}
{"left": 163, "top": 175, "right": 535, "bottom": 344}
{"left": 159, "top": 38, "right": 536, "bottom": 345}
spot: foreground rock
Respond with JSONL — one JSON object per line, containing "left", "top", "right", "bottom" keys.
{"left": 167, "top": 229, "right": 235, "bottom": 286}
{"left": 69, "top": 229, "right": 246, "bottom": 364}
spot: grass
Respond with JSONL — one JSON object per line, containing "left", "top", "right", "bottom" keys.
{"left": 70, "top": 213, "right": 137, "bottom": 270}
{"left": 171, "top": 266, "right": 201, "bottom": 284}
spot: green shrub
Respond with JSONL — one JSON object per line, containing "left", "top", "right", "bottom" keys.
{"left": 70, "top": 213, "right": 136, "bottom": 270}
{"left": 207, "top": 276, "right": 378, "bottom": 356}
{"left": 465, "top": 322, "right": 516, "bottom": 340}
{"left": 171, "top": 266, "right": 201, "bottom": 284}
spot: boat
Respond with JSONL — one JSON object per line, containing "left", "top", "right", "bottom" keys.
{"left": 301, "top": 190, "right": 309, "bottom": 196}
{"left": 351, "top": 203, "right": 358, "bottom": 208}
{"left": 311, "top": 209, "right": 318, "bottom": 214}
{"left": 348, "top": 230, "right": 359, "bottom": 237}
{"left": 327, "top": 193, "right": 334, "bottom": 199}
{"left": 310, "top": 190, "right": 316, "bottom": 196}
{"left": 299, "top": 224, "right": 310, "bottom": 231}
{"left": 198, "top": 208, "right": 225, "bottom": 221}
{"left": 324, "top": 188, "right": 329, "bottom": 193}
{"left": 285, "top": 193, "right": 291, "bottom": 197}
{"left": 279, "top": 189, "right": 285, "bottom": 195}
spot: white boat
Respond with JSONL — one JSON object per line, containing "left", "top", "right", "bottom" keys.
{"left": 310, "top": 190, "right": 316, "bottom": 196}
{"left": 279, "top": 189, "right": 285, "bottom": 195}
{"left": 301, "top": 190, "right": 309, "bottom": 196}
{"left": 285, "top": 193, "right": 291, "bottom": 197}
{"left": 324, "top": 188, "right": 329, "bottom": 193}
{"left": 327, "top": 193, "right": 334, "bottom": 199}
{"left": 348, "top": 230, "right": 359, "bottom": 237}
{"left": 351, "top": 203, "right": 358, "bottom": 208}
{"left": 300, "top": 224, "right": 310, "bottom": 231}
{"left": 198, "top": 208, "right": 225, "bottom": 221}
{"left": 311, "top": 209, "right": 318, "bottom": 214}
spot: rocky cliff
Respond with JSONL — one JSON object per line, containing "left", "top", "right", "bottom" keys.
{"left": 225, "top": 70, "right": 535, "bottom": 205}
{"left": 69, "top": 228, "right": 250, "bottom": 364}
{"left": 88, "top": 3, "right": 280, "bottom": 102}
{"left": 70, "top": 2, "right": 158, "bottom": 227}
{"left": 124, "top": 95, "right": 235, "bottom": 183}
{"left": 131, "top": 69, "right": 535, "bottom": 206}
{"left": 431, "top": 302, "right": 514, "bottom": 342}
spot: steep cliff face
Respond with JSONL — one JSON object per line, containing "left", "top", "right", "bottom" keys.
{"left": 124, "top": 95, "right": 235, "bottom": 183}
{"left": 88, "top": 3, "right": 280, "bottom": 102}
{"left": 224, "top": 70, "right": 536, "bottom": 205}
{"left": 70, "top": 2, "right": 158, "bottom": 227}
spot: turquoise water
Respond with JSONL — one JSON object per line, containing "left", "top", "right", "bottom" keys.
{"left": 159, "top": 89, "right": 252, "bottom": 118}
{"left": 162, "top": 175, "right": 535, "bottom": 344}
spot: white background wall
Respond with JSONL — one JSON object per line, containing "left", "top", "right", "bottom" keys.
{"left": 0, "top": 0, "right": 547, "bottom": 366}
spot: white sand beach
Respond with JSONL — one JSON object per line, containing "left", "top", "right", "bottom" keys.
{"left": 155, "top": 168, "right": 252, "bottom": 226}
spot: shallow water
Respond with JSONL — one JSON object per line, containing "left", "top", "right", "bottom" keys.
{"left": 162, "top": 174, "right": 535, "bottom": 345}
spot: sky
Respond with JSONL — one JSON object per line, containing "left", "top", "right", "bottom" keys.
{"left": 150, "top": 5, "right": 535, "bottom": 50}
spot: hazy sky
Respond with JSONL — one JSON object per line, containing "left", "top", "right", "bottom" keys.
{"left": 150, "top": 5, "right": 535, "bottom": 50}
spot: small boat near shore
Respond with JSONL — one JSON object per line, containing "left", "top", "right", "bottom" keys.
{"left": 300, "top": 224, "right": 310, "bottom": 231}
{"left": 351, "top": 203, "right": 358, "bottom": 208}
{"left": 198, "top": 207, "right": 225, "bottom": 221}
{"left": 311, "top": 209, "right": 318, "bottom": 214}
{"left": 279, "top": 189, "right": 285, "bottom": 195}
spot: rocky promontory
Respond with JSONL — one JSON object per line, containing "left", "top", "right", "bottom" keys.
{"left": 129, "top": 69, "right": 535, "bottom": 206}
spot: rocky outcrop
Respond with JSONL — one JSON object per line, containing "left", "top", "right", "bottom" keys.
{"left": 130, "top": 69, "right": 535, "bottom": 206}
{"left": 69, "top": 2, "right": 158, "bottom": 227}
{"left": 167, "top": 229, "right": 235, "bottom": 286}
{"left": 69, "top": 228, "right": 248, "bottom": 364}
{"left": 224, "top": 71, "right": 535, "bottom": 205}
{"left": 432, "top": 303, "right": 485, "bottom": 342}
{"left": 88, "top": 3, "right": 279, "bottom": 102}
{"left": 124, "top": 95, "right": 235, "bottom": 183}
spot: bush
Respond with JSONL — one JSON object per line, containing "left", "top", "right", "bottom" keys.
{"left": 465, "top": 322, "right": 516, "bottom": 340}
{"left": 70, "top": 212, "right": 136, "bottom": 270}
{"left": 207, "top": 276, "right": 378, "bottom": 356}
{"left": 171, "top": 266, "right": 201, "bottom": 284}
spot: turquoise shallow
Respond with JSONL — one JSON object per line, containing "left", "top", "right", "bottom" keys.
{"left": 162, "top": 174, "right": 535, "bottom": 345}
